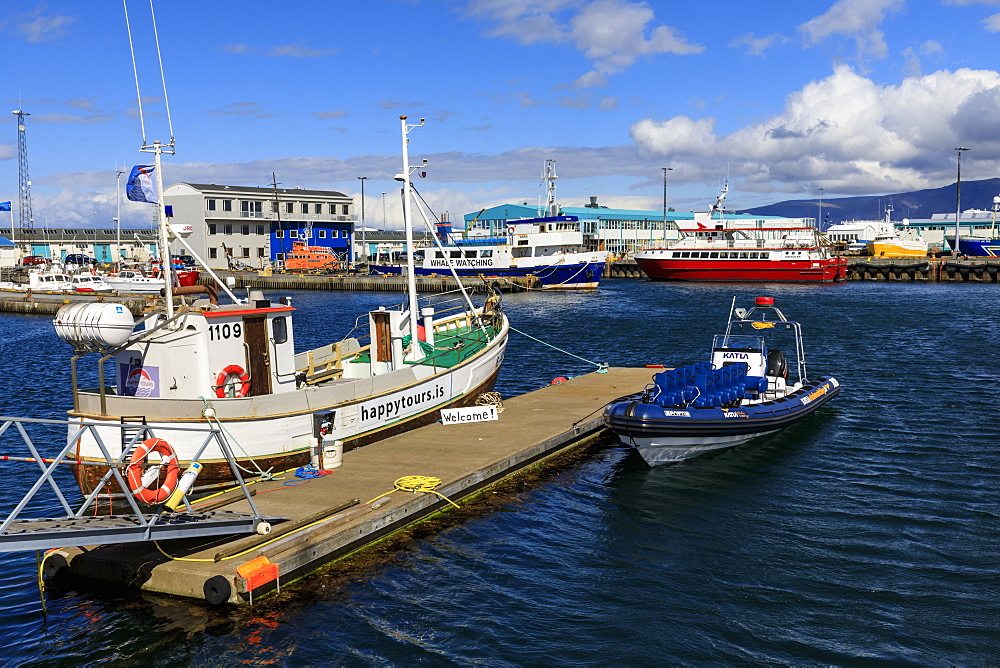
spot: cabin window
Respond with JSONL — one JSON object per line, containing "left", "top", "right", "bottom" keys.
{"left": 450, "top": 250, "right": 462, "bottom": 259}
{"left": 272, "top": 317, "right": 288, "bottom": 344}
{"left": 276, "top": 230, "right": 283, "bottom": 238}
{"left": 481, "top": 250, "right": 493, "bottom": 258}
{"left": 709, "top": 252, "right": 719, "bottom": 258}
{"left": 464, "top": 250, "right": 476, "bottom": 258}
{"left": 435, "top": 251, "right": 444, "bottom": 259}
{"left": 318, "top": 230, "right": 326, "bottom": 239}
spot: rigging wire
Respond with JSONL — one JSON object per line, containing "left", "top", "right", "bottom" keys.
{"left": 148, "top": 0, "right": 174, "bottom": 142}
{"left": 123, "top": 0, "right": 146, "bottom": 145}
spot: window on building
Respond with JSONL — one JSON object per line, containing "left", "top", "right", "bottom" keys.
{"left": 256, "top": 225, "right": 265, "bottom": 235}
{"left": 341, "top": 204, "right": 349, "bottom": 215}
{"left": 223, "top": 200, "right": 233, "bottom": 212}
{"left": 271, "top": 201, "right": 279, "bottom": 213}
{"left": 329, "top": 204, "right": 337, "bottom": 215}
{"left": 241, "top": 248, "right": 250, "bottom": 258}
{"left": 209, "top": 248, "right": 218, "bottom": 259}
{"left": 240, "top": 200, "right": 262, "bottom": 218}
{"left": 286, "top": 202, "right": 293, "bottom": 214}
{"left": 257, "top": 248, "right": 266, "bottom": 258}
{"left": 224, "top": 224, "right": 233, "bottom": 235}
{"left": 241, "top": 225, "right": 250, "bottom": 235}
{"left": 208, "top": 224, "right": 217, "bottom": 235}
{"left": 314, "top": 203, "right": 322, "bottom": 214}
{"left": 301, "top": 203, "right": 309, "bottom": 214}
{"left": 206, "top": 199, "right": 216, "bottom": 211}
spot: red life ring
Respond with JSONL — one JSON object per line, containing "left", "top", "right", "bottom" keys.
{"left": 215, "top": 364, "right": 251, "bottom": 398}
{"left": 126, "top": 438, "right": 180, "bottom": 504}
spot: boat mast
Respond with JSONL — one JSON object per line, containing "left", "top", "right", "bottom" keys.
{"left": 146, "top": 140, "right": 175, "bottom": 318}
{"left": 400, "top": 115, "right": 424, "bottom": 359}
{"left": 543, "top": 159, "right": 558, "bottom": 217}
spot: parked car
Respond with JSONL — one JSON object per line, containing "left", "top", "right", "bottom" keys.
{"left": 19, "top": 255, "right": 47, "bottom": 266}
{"left": 64, "top": 253, "right": 97, "bottom": 265}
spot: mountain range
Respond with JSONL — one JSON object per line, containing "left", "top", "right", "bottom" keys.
{"left": 737, "top": 178, "right": 1000, "bottom": 226}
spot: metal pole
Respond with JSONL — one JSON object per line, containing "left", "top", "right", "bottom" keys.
{"left": 357, "top": 176, "right": 368, "bottom": 262}
{"left": 152, "top": 142, "right": 174, "bottom": 318}
{"left": 954, "top": 147, "right": 969, "bottom": 257}
{"left": 818, "top": 187, "right": 824, "bottom": 230}
{"left": 662, "top": 167, "right": 672, "bottom": 245}
{"left": 400, "top": 116, "right": 422, "bottom": 359}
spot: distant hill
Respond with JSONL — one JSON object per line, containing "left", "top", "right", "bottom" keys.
{"left": 737, "top": 178, "right": 1000, "bottom": 226}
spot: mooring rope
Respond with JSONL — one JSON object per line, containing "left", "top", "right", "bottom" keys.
{"left": 509, "top": 326, "right": 609, "bottom": 372}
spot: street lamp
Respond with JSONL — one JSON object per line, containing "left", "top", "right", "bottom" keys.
{"left": 357, "top": 176, "right": 368, "bottom": 263}
{"left": 954, "top": 146, "right": 970, "bottom": 257}
{"left": 818, "top": 188, "right": 824, "bottom": 230}
{"left": 662, "top": 167, "right": 673, "bottom": 246}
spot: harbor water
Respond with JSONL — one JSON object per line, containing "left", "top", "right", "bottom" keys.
{"left": 1, "top": 281, "right": 998, "bottom": 664}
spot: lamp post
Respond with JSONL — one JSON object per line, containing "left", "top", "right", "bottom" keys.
{"left": 662, "top": 167, "right": 673, "bottom": 246}
{"left": 818, "top": 188, "right": 824, "bottom": 230}
{"left": 357, "top": 176, "right": 368, "bottom": 263}
{"left": 954, "top": 146, "right": 970, "bottom": 257}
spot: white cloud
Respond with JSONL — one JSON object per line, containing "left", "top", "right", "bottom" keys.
{"left": 18, "top": 13, "right": 75, "bottom": 43}
{"left": 629, "top": 65, "right": 1000, "bottom": 194}
{"left": 799, "top": 0, "right": 904, "bottom": 61}
{"left": 985, "top": 12, "right": 1000, "bottom": 30}
{"left": 466, "top": 0, "right": 702, "bottom": 87}
{"left": 729, "top": 33, "right": 790, "bottom": 57}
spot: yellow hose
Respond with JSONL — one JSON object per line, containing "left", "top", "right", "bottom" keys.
{"left": 367, "top": 475, "right": 461, "bottom": 509}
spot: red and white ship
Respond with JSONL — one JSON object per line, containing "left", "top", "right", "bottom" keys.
{"left": 635, "top": 183, "right": 847, "bottom": 283}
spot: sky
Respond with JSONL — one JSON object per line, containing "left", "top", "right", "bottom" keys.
{"left": 1, "top": 0, "right": 1000, "bottom": 230}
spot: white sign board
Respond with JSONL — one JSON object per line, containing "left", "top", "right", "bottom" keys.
{"left": 440, "top": 405, "right": 499, "bottom": 425}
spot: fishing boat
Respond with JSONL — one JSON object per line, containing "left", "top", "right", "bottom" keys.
{"left": 102, "top": 264, "right": 199, "bottom": 293}
{"left": 946, "top": 195, "right": 1000, "bottom": 257}
{"left": 370, "top": 161, "right": 607, "bottom": 289}
{"left": 634, "top": 184, "right": 848, "bottom": 282}
{"left": 0, "top": 267, "right": 74, "bottom": 292}
{"left": 70, "top": 274, "right": 114, "bottom": 293}
{"left": 603, "top": 296, "right": 840, "bottom": 465}
{"left": 52, "top": 116, "right": 509, "bottom": 506}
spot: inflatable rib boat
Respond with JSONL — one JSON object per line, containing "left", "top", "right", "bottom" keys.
{"left": 603, "top": 297, "right": 840, "bottom": 465}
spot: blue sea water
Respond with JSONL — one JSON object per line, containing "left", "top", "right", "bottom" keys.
{"left": 1, "top": 280, "right": 999, "bottom": 665}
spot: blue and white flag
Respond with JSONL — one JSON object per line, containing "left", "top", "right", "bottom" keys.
{"left": 0, "top": 201, "right": 10, "bottom": 212}
{"left": 127, "top": 165, "right": 158, "bottom": 204}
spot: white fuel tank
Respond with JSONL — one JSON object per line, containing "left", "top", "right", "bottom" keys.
{"left": 54, "top": 302, "right": 136, "bottom": 348}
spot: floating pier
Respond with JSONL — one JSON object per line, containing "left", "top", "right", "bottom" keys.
{"left": 0, "top": 290, "right": 152, "bottom": 315}
{"left": 37, "top": 368, "right": 651, "bottom": 605}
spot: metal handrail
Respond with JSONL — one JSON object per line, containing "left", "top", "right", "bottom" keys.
{"left": 0, "top": 415, "right": 263, "bottom": 533}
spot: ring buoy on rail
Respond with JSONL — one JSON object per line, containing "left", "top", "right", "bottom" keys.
{"left": 126, "top": 438, "right": 180, "bottom": 504}
{"left": 215, "top": 364, "right": 251, "bottom": 398}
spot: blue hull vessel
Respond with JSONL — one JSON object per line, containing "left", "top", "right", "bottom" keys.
{"left": 949, "top": 237, "right": 1000, "bottom": 258}
{"left": 604, "top": 296, "right": 841, "bottom": 465}
{"left": 370, "top": 260, "right": 605, "bottom": 289}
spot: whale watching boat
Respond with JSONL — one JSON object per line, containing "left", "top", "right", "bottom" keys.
{"left": 634, "top": 183, "right": 847, "bottom": 282}
{"left": 603, "top": 296, "right": 840, "bottom": 465}
{"left": 52, "top": 116, "right": 509, "bottom": 505}
{"left": 369, "top": 162, "right": 607, "bottom": 289}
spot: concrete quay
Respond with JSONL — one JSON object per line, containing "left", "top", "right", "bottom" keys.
{"left": 48, "top": 367, "right": 653, "bottom": 606}
{"left": 208, "top": 270, "right": 539, "bottom": 292}
{"left": 0, "top": 289, "right": 152, "bottom": 315}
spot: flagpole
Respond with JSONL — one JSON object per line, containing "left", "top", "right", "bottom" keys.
{"left": 149, "top": 142, "right": 174, "bottom": 318}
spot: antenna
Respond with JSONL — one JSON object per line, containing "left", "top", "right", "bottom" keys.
{"left": 12, "top": 110, "right": 33, "bottom": 239}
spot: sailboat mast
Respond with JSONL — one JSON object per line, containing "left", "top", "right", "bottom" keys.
{"left": 151, "top": 141, "right": 174, "bottom": 318}
{"left": 400, "top": 115, "right": 422, "bottom": 358}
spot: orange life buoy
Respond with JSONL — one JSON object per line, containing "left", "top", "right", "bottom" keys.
{"left": 215, "top": 364, "right": 250, "bottom": 398}
{"left": 126, "top": 437, "right": 180, "bottom": 504}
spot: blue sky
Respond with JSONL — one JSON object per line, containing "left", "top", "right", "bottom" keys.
{"left": 1, "top": 0, "right": 999, "bottom": 229}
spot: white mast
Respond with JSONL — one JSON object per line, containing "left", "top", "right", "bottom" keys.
{"left": 543, "top": 159, "right": 558, "bottom": 217}
{"left": 399, "top": 115, "right": 424, "bottom": 359}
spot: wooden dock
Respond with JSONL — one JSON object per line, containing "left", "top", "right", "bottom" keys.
{"left": 45, "top": 367, "right": 653, "bottom": 605}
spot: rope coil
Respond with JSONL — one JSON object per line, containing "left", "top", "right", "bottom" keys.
{"left": 368, "top": 475, "right": 461, "bottom": 509}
